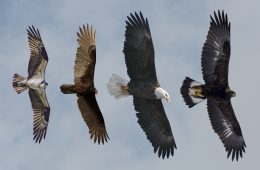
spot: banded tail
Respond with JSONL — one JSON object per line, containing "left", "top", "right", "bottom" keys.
{"left": 60, "top": 84, "right": 76, "bottom": 94}
{"left": 107, "top": 74, "right": 129, "bottom": 99}
{"left": 180, "top": 77, "right": 205, "bottom": 108}
{"left": 12, "top": 73, "right": 28, "bottom": 94}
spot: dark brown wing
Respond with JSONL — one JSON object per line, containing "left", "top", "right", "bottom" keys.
{"left": 27, "top": 26, "right": 48, "bottom": 79}
{"left": 201, "top": 10, "right": 230, "bottom": 86}
{"left": 123, "top": 12, "right": 158, "bottom": 85}
{"left": 74, "top": 24, "right": 96, "bottom": 85}
{"left": 77, "top": 92, "right": 109, "bottom": 144}
{"left": 133, "top": 97, "right": 176, "bottom": 159}
{"left": 28, "top": 89, "right": 50, "bottom": 143}
{"left": 207, "top": 98, "right": 246, "bottom": 161}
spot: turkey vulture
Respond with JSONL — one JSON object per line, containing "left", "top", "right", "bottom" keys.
{"left": 60, "top": 24, "right": 109, "bottom": 144}
{"left": 180, "top": 10, "right": 246, "bottom": 161}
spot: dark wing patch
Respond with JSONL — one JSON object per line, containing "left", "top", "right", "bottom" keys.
{"left": 207, "top": 98, "right": 246, "bottom": 161}
{"left": 28, "top": 89, "right": 50, "bottom": 143}
{"left": 74, "top": 24, "right": 96, "bottom": 85}
{"left": 77, "top": 92, "right": 109, "bottom": 144}
{"left": 123, "top": 12, "right": 158, "bottom": 85}
{"left": 201, "top": 10, "right": 230, "bottom": 86}
{"left": 27, "top": 26, "right": 48, "bottom": 78}
{"left": 133, "top": 97, "right": 176, "bottom": 159}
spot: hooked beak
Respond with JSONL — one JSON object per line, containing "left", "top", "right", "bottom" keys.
{"left": 44, "top": 81, "right": 48, "bottom": 88}
{"left": 226, "top": 88, "right": 236, "bottom": 97}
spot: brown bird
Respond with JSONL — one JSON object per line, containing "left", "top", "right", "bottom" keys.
{"left": 60, "top": 24, "right": 109, "bottom": 144}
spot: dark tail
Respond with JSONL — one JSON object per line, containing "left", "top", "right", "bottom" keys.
{"left": 12, "top": 73, "right": 28, "bottom": 94}
{"left": 180, "top": 77, "right": 205, "bottom": 108}
{"left": 60, "top": 84, "right": 75, "bottom": 94}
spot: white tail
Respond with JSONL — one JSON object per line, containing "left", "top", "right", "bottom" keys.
{"left": 107, "top": 74, "right": 129, "bottom": 99}
{"left": 180, "top": 77, "right": 205, "bottom": 108}
{"left": 12, "top": 73, "right": 28, "bottom": 94}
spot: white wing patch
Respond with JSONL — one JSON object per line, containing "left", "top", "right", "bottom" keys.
{"left": 222, "top": 118, "right": 232, "bottom": 138}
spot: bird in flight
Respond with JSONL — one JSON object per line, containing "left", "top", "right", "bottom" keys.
{"left": 180, "top": 10, "right": 246, "bottom": 161}
{"left": 12, "top": 26, "right": 50, "bottom": 143}
{"left": 60, "top": 24, "right": 109, "bottom": 144}
{"left": 107, "top": 12, "right": 176, "bottom": 159}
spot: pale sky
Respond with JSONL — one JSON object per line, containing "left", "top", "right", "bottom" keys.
{"left": 0, "top": 0, "right": 259, "bottom": 169}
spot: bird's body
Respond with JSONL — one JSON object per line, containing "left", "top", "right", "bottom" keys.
{"left": 27, "top": 76, "right": 45, "bottom": 89}
{"left": 12, "top": 26, "right": 50, "bottom": 143}
{"left": 60, "top": 24, "right": 109, "bottom": 144}
{"left": 180, "top": 10, "right": 246, "bottom": 161}
{"left": 60, "top": 83, "right": 96, "bottom": 95}
{"left": 107, "top": 12, "right": 176, "bottom": 159}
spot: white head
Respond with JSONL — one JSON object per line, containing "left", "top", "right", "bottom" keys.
{"left": 154, "top": 87, "right": 170, "bottom": 101}
{"left": 39, "top": 80, "right": 48, "bottom": 88}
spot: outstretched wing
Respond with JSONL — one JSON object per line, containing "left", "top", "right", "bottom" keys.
{"left": 77, "top": 93, "right": 109, "bottom": 144}
{"left": 27, "top": 26, "right": 48, "bottom": 79}
{"left": 74, "top": 24, "right": 96, "bottom": 85}
{"left": 123, "top": 12, "right": 158, "bottom": 85}
{"left": 201, "top": 10, "right": 230, "bottom": 86}
{"left": 133, "top": 97, "right": 176, "bottom": 159}
{"left": 28, "top": 89, "right": 50, "bottom": 143}
{"left": 207, "top": 98, "right": 246, "bottom": 161}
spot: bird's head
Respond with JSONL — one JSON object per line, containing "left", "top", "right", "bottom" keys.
{"left": 39, "top": 80, "right": 48, "bottom": 88}
{"left": 154, "top": 87, "right": 170, "bottom": 101}
{"left": 226, "top": 88, "right": 236, "bottom": 97}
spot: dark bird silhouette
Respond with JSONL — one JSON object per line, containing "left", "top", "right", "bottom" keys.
{"left": 107, "top": 12, "right": 176, "bottom": 159}
{"left": 12, "top": 26, "right": 50, "bottom": 143}
{"left": 60, "top": 24, "right": 109, "bottom": 144}
{"left": 180, "top": 10, "right": 246, "bottom": 161}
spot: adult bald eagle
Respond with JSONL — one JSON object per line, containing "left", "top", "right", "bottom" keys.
{"left": 107, "top": 12, "right": 176, "bottom": 159}
{"left": 180, "top": 10, "right": 246, "bottom": 161}
{"left": 60, "top": 24, "right": 109, "bottom": 144}
{"left": 12, "top": 26, "right": 50, "bottom": 143}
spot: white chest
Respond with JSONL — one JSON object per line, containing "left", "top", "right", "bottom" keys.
{"left": 27, "top": 77, "right": 44, "bottom": 90}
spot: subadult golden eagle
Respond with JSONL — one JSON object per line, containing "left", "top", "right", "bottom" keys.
{"left": 107, "top": 12, "right": 176, "bottom": 159}
{"left": 12, "top": 26, "right": 50, "bottom": 143}
{"left": 180, "top": 10, "right": 246, "bottom": 161}
{"left": 60, "top": 24, "right": 109, "bottom": 144}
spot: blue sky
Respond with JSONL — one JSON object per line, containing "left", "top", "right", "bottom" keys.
{"left": 0, "top": 0, "right": 259, "bottom": 169}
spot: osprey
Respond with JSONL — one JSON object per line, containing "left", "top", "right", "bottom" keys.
{"left": 180, "top": 10, "right": 246, "bottom": 161}
{"left": 107, "top": 12, "right": 176, "bottom": 159}
{"left": 12, "top": 26, "right": 50, "bottom": 143}
{"left": 60, "top": 24, "right": 109, "bottom": 144}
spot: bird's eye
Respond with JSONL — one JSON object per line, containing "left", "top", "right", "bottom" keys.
{"left": 165, "top": 93, "right": 168, "bottom": 97}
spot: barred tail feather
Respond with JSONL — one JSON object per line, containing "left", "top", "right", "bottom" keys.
{"left": 60, "top": 84, "right": 75, "bottom": 94}
{"left": 12, "top": 73, "right": 28, "bottom": 94}
{"left": 107, "top": 74, "right": 129, "bottom": 99}
{"left": 180, "top": 77, "right": 205, "bottom": 108}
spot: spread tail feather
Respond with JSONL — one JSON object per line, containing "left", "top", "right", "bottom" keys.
{"left": 180, "top": 77, "right": 205, "bottom": 108}
{"left": 60, "top": 84, "right": 75, "bottom": 94}
{"left": 107, "top": 74, "right": 129, "bottom": 99}
{"left": 12, "top": 73, "right": 28, "bottom": 94}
